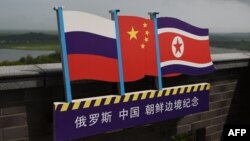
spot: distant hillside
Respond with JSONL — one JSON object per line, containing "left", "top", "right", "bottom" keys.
{"left": 210, "top": 33, "right": 250, "bottom": 42}
{"left": 210, "top": 33, "right": 250, "bottom": 51}
{"left": 0, "top": 32, "right": 59, "bottom": 51}
{"left": 0, "top": 30, "right": 57, "bottom": 35}
{"left": 0, "top": 32, "right": 58, "bottom": 44}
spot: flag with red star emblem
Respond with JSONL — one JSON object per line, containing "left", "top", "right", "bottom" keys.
{"left": 118, "top": 16, "right": 157, "bottom": 81}
{"left": 157, "top": 17, "right": 215, "bottom": 76}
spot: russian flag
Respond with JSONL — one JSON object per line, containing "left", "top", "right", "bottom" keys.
{"left": 157, "top": 17, "right": 215, "bottom": 76}
{"left": 63, "top": 11, "right": 119, "bottom": 82}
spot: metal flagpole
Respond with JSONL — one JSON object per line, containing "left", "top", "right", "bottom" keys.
{"left": 54, "top": 6, "right": 73, "bottom": 102}
{"left": 149, "top": 12, "right": 163, "bottom": 90}
{"left": 110, "top": 9, "right": 125, "bottom": 96}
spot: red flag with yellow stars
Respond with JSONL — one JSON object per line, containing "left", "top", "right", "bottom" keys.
{"left": 118, "top": 16, "right": 157, "bottom": 81}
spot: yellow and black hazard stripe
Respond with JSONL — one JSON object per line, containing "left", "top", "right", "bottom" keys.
{"left": 54, "top": 83, "right": 210, "bottom": 112}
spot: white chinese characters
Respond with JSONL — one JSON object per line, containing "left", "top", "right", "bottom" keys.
{"left": 119, "top": 106, "right": 140, "bottom": 120}
{"left": 75, "top": 115, "right": 87, "bottom": 128}
{"left": 75, "top": 111, "right": 112, "bottom": 129}
{"left": 145, "top": 97, "right": 199, "bottom": 116}
{"left": 74, "top": 96, "right": 200, "bottom": 128}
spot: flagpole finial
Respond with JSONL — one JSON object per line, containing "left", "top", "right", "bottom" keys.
{"left": 148, "top": 12, "right": 159, "bottom": 20}
{"left": 109, "top": 9, "right": 120, "bottom": 14}
{"left": 148, "top": 12, "right": 159, "bottom": 15}
{"left": 53, "top": 6, "right": 64, "bottom": 11}
{"left": 109, "top": 9, "right": 121, "bottom": 21}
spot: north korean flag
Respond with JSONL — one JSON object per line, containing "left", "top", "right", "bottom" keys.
{"left": 157, "top": 17, "right": 215, "bottom": 76}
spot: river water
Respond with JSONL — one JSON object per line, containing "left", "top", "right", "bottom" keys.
{"left": 0, "top": 49, "right": 55, "bottom": 61}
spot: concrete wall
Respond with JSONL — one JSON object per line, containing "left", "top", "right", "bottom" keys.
{"left": 0, "top": 53, "right": 249, "bottom": 141}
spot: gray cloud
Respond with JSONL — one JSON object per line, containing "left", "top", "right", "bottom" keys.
{"left": 0, "top": 0, "right": 249, "bottom": 33}
{"left": 238, "top": 0, "right": 250, "bottom": 5}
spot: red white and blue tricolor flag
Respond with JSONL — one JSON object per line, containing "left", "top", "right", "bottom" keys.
{"left": 157, "top": 17, "right": 215, "bottom": 76}
{"left": 63, "top": 11, "right": 121, "bottom": 82}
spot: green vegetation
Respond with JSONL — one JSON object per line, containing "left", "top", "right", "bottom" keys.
{"left": 1, "top": 42, "right": 60, "bottom": 51}
{"left": 0, "top": 32, "right": 59, "bottom": 51}
{"left": 0, "top": 52, "right": 61, "bottom": 66}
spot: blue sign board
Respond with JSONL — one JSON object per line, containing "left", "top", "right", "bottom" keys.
{"left": 54, "top": 83, "right": 210, "bottom": 141}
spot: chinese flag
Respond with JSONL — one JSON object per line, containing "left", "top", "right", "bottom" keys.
{"left": 118, "top": 16, "right": 157, "bottom": 81}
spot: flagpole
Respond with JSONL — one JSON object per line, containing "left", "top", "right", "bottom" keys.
{"left": 110, "top": 9, "right": 125, "bottom": 96}
{"left": 54, "top": 6, "right": 73, "bottom": 102}
{"left": 149, "top": 12, "right": 163, "bottom": 90}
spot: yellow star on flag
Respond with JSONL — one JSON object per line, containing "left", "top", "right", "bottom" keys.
{"left": 127, "top": 27, "right": 138, "bottom": 40}
{"left": 143, "top": 22, "right": 147, "bottom": 28}
{"left": 145, "top": 30, "right": 149, "bottom": 35}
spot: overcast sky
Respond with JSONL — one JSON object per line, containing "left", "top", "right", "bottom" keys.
{"left": 0, "top": 0, "right": 250, "bottom": 33}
